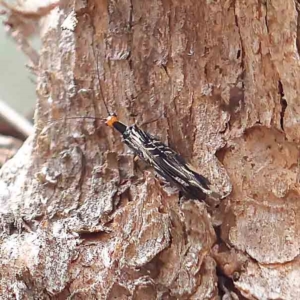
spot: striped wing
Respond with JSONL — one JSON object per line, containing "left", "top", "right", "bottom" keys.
{"left": 123, "top": 125, "right": 218, "bottom": 205}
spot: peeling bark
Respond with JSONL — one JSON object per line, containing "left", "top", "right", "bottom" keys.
{"left": 0, "top": 0, "right": 300, "bottom": 299}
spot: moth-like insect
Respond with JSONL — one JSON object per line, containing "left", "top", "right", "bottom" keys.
{"left": 105, "top": 114, "right": 220, "bottom": 207}
{"left": 68, "top": 43, "right": 220, "bottom": 207}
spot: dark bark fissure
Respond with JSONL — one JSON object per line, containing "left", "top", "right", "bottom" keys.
{"left": 233, "top": 0, "right": 244, "bottom": 70}
{"left": 78, "top": 230, "right": 110, "bottom": 242}
{"left": 226, "top": 0, "right": 245, "bottom": 128}
{"left": 264, "top": 0, "right": 269, "bottom": 34}
{"left": 278, "top": 80, "right": 287, "bottom": 131}
{"left": 214, "top": 226, "right": 241, "bottom": 299}
{"left": 126, "top": 0, "right": 133, "bottom": 63}
{"left": 162, "top": 64, "right": 170, "bottom": 79}
{"left": 128, "top": 0, "right": 133, "bottom": 31}
{"left": 217, "top": 271, "right": 247, "bottom": 300}
{"left": 295, "top": 0, "right": 300, "bottom": 57}
{"left": 297, "top": 151, "right": 300, "bottom": 184}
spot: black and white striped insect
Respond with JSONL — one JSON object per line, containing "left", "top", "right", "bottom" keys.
{"left": 68, "top": 43, "right": 220, "bottom": 207}
{"left": 105, "top": 114, "right": 220, "bottom": 207}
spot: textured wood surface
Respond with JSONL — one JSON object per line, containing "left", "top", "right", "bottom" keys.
{"left": 0, "top": 0, "right": 299, "bottom": 299}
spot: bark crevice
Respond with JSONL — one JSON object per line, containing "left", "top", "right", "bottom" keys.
{"left": 278, "top": 80, "right": 287, "bottom": 131}
{"left": 295, "top": 0, "right": 300, "bottom": 57}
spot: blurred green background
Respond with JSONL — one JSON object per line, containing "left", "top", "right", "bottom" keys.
{"left": 0, "top": 19, "right": 36, "bottom": 117}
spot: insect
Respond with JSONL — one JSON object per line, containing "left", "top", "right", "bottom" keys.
{"left": 105, "top": 114, "right": 220, "bottom": 207}
{"left": 65, "top": 41, "right": 220, "bottom": 207}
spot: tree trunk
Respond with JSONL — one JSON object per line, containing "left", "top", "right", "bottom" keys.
{"left": 1, "top": 0, "right": 300, "bottom": 299}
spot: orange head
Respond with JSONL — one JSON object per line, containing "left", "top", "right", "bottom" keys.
{"left": 105, "top": 113, "right": 118, "bottom": 127}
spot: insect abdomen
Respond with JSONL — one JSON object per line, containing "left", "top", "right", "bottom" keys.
{"left": 121, "top": 124, "right": 219, "bottom": 206}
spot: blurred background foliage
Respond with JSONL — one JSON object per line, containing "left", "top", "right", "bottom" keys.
{"left": 0, "top": 15, "right": 36, "bottom": 117}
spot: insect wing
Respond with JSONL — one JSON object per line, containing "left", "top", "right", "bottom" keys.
{"left": 143, "top": 130, "right": 214, "bottom": 196}
{"left": 122, "top": 124, "right": 217, "bottom": 203}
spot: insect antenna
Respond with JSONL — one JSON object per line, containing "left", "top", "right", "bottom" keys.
{"left": 139, "top": 111, "right": 164, "bottom": 127}
{"left": 57, "top": 48, "right": 109, "bottom": 125}
{"left": 63, "top": 116, "right": 105, "bottom": 122}
{"left": 91, "top": 37, "right": 111, "bottom": 116}
{"left": 45, "top": 116, "right": 105, "bottom": 129}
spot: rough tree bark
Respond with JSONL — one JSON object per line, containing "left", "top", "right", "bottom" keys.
{"left": 0, "top": 0, "right": 300, "bottom": 299}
